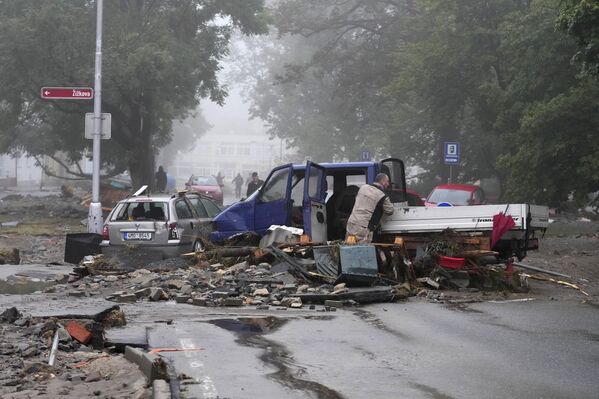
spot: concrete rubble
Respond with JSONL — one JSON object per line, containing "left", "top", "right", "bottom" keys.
{"left": 0, "top": 304, "right": 149, "bottom": 398}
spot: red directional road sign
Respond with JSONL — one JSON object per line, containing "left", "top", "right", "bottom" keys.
{"left": 41, "top": 87, "right": 94, "bottom": 100}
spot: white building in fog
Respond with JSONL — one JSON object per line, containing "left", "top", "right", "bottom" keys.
{"left": 164, "top": 88, "right": 291, "bottom": 187}
{"left": 169, "top": 130, "right": 286, "bottom": 186}
{"left": 0, "top": 153, "right": 42, "bottom": 187}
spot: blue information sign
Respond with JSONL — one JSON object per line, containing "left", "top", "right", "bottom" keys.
{"left": 444, "top": 142, "right": 460, "bottom": 165}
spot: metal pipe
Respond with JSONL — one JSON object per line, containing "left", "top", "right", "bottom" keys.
{"left": 88, "top": 0, "right": 104, "bottom": 234}
{"left": 512, "top": 262, "right": 572, "bottom": 279}
{"left": 48, "top": 330, "right": 59, "bottom": 366}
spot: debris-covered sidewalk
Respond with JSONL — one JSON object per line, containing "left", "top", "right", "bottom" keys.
{"left": 0, "top": 304, "right": 149, "bottom": 398}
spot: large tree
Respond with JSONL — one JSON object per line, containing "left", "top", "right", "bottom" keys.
{"left": 0, "top": 0, "right": 268, "bottom": 188}
{"left": 244, "top": 0, "right": 526, "bottom": 183}
{"left": 241, "top": 0, "right": 598, "bottom": 205}
{"left": 558, "top": 0, "right": 599, "bottom": 78}
{"left": 498, "top": 0, "right": 599, "bottom": 206}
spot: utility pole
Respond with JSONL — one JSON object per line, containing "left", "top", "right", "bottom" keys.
{"left": 88, "top": 0, "right": 103, "bottom": 234}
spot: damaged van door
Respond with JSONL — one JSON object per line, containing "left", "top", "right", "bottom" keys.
{"left": 254, "top": 164, "right": 294, "bottom": 233}
{"left": 303, "top": 161, "right": 327, "bottom": 242}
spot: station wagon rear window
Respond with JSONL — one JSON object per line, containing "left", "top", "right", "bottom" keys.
{"left": 111, "top": 201, "right": 168, "bottom": 221}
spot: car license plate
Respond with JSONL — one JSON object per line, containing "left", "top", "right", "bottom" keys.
{"left": 124, "top": 232, "right": 152, "bottom": 240}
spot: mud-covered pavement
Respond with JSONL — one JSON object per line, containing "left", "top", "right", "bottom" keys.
{"left": 1, "top": 192, "right": 599, "bottom": 398}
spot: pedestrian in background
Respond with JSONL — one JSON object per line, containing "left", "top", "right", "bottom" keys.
{"left": 232, "top": 173, "right": 244, "bottom": 198}
{"left": 155, "top": 165, "right": 167, "bottom": 193}
{"left": 246, "top": 172, "right": 263, "bottom": 197}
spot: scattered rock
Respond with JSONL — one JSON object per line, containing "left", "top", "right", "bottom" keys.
{"left": 175, "top": 295, "right": 191, "bottom": 304}
{"left": 192, "top": 298, "right": 207, "bottom": 306}
{"left": 225, "top": 297, "right": 244, "bottom": 307}
{"left": 102, "top": 309, "right": 127, "bottom": 327}
{"left": 149, "top": 288, "right": 168, "bottom": 301}
{"left": 0, "top": 307, "right": 21, "bottom": 323}
{"left": 165, "top": 279, "right": 184, "bottom": 290}
{"left": 22, "top": 347, "right": 40, "bottom": 358}
{"left": 281, "top": 297, "right": 302, "bottom": 308}
{"left": 0, "top": 248, "right": 20, "bottom": 264}
{"left": 115, "top": 294, "right": 137, "bottom": 303}
{"left": 134, "top": 288, "right": 151, "bottom": 298}
{"left": 84, "top": 371, "right": 103, "bottom": 383}
{"left": 253, "top": 288, "right": 270, "bottom": 296}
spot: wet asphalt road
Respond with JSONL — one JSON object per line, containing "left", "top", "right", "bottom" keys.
{"left": 2, "top": 265, "right": 598, "bottom": 398}
{"left": 140, "top": 299, "right": 599, "bottom": 399}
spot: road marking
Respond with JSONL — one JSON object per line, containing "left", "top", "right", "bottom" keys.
{"left": 179, "top": 337, "right": 218, "bottom": 398}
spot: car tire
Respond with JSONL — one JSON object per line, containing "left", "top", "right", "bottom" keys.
{"left": 193, "top": 240, "right": 204, "bottom": 252}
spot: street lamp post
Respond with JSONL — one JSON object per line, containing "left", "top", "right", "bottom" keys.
{"left": 88, "top": 0, "right": 103, "bottom": 234}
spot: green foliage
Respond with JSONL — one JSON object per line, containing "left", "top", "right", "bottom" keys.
{"left": 500, "top": 83, "right": 599, "bottom": 206}
{"left": 558, "top": 0, "right": 599, "bottom": 77}
{"left": 239, "top": 0, "right": 598, "bottom": 206}
{"left": 0, "top": 0, "right": 267, "bottom": 187}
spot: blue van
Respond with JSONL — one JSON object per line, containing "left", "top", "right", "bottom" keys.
{"left": 210, "top": 159, "right": 407, "bottom": 243}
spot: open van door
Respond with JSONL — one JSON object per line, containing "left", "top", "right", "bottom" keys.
{"left": 254, "top": 164, "right": 294, "bottom": 234}
{"left": 380, "top": 158, "right": 407, "bottom": 204}
{"left": 303, "top": 161, "right": 327, "bottom": 242}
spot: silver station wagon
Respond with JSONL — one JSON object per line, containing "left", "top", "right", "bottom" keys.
{"left": 100, "top": 189, "right": 221, "bottom": 258}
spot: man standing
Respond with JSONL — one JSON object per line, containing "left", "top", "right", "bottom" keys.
{"left": 232, "top": 173, "right": 244, "bottom": 198}
{"left": 345, "top": 173, "right": 394, "bottom": 243}
{"left": 246, "top": 172, "right": 263, "bottom": 197}
{"left": 155, "top": 166, "right": 167, "bottom": 193}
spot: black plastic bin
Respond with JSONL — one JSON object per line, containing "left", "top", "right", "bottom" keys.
{"left": 64, "top": 233, "right": 103, "bottom": 264}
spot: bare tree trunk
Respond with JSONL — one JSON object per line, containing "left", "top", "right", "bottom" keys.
{"left": 128, "top": 107, "right": 156, "bottom": 191}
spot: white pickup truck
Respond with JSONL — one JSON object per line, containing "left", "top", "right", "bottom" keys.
{"left": 381, "top": 203, "right": 549, "bottom": 260}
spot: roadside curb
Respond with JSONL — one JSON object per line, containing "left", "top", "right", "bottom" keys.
{"left": 124, "top": 345, "right": 171, "bottom": 399}
{"left": 152, "top": 379, "right": 171, "bottom": 399}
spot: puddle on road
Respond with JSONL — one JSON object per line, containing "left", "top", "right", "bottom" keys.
{"left": 0, "top": 278, "right": 56, "bottom": 294}
{"left": 209, "top": 316, "right": 286, "bottom": 334}
{"left": 209, "top": 317, "right": 345, "bottom": 399}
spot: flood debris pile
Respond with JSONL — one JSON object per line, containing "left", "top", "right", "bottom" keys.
{"left": 0, "top": 305, "right": 147, "bottom": 398}
{"left": 70, "top": 253, "right": 392, "bottom": 310}
{"left": 403, "top": 232, "right": 530, "bottom": 294}
{"left": 60, "top": 228, "right": 544, "bottom": 310}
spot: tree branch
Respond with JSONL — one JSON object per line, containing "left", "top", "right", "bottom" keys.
{"left": 33, "top": 155, "right": 90, "bottom": 181}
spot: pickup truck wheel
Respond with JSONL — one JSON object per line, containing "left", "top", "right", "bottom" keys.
{"left": 193, "top": 240, "right": 204, "bottom": 252}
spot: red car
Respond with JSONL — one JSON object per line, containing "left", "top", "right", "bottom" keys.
{"left": 185, "top": 175, "right": 223, "bottom": 205}
{"left": 425, "top": 184, "right": 486, "bottom": 207}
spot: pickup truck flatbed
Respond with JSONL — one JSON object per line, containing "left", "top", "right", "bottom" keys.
{"left": 380, "top": 203, "right": 549, "bottom": 260}
{"left": 381, "top": 204, "right": 549, "bottom": 234}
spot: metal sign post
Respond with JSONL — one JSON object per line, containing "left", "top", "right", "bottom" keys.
{"left": 88, "top": 0, "right": 104, "bottom": 234}
{"left": 444, "top": 142, "right": 460, "bottom": 183}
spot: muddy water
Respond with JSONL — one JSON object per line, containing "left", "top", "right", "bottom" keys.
{"left": 209, "top": 317, "right": 345, "bottom": 399}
